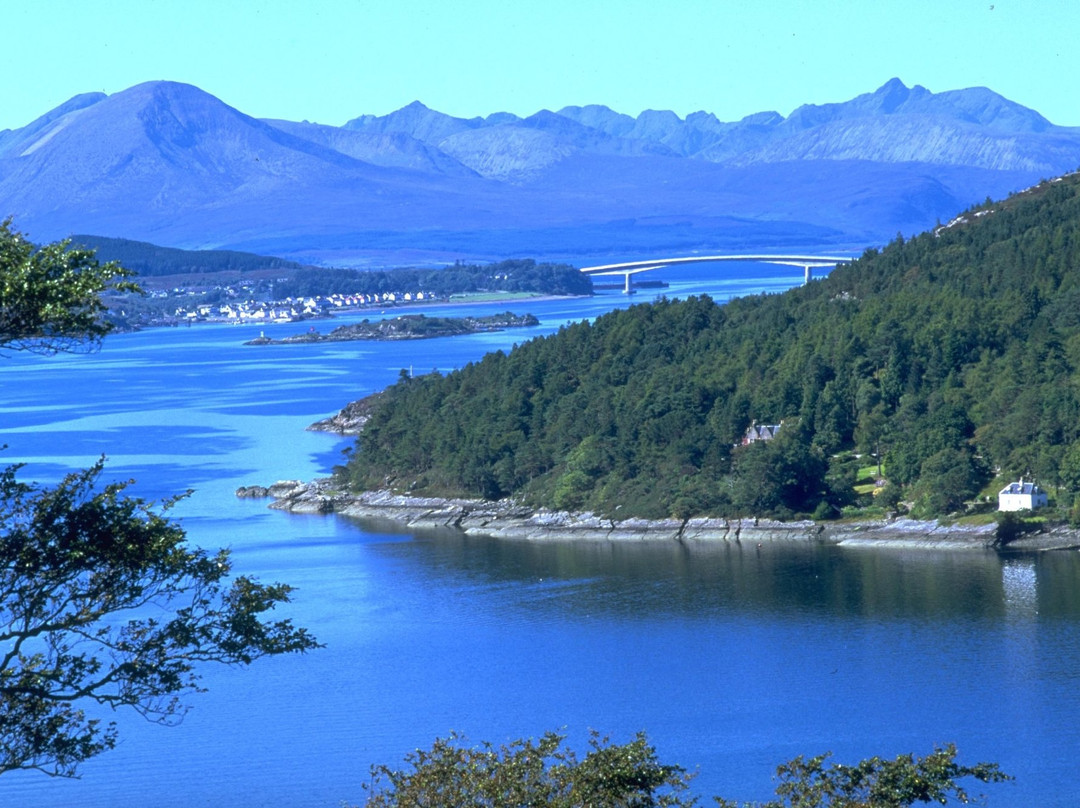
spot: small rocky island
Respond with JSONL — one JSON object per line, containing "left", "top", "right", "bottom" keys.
{"left": 244, "top": 311, "right": 539, "bottom": 345}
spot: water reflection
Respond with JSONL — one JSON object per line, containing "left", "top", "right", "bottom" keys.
{"left": 8, "top": 277, "right": 1080, "bottom": 807}
{"left": 1002, "top": 557, "right": 1039, "bottom": 617}
{"left": 346, "top": 521, "right": 1080, "bottom": 622}
{"left": 1026, "top": 551, "right": 1080, "bottom": 618}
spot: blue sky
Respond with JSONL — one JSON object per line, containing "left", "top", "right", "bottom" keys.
{"left": 4, "top": 0, "right": 1078, "bottom": 131}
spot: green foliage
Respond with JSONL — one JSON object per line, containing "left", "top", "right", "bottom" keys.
{"left": 755, "top": 744, "right": 1011, "bottom": 808}
{"left": 357, "top": 731, "right": 696, "bottom": 808}
{"left": 994, "top": 510, "right": 1044, "bottom": 545}
{"left": 275, "top": 258, "right": 594, "bottom": 299}
{"left": 70, "top": 234, "right": 307, "bottom": 277}
{"left": 1057, "top": 440, "right": 1080, "bottom": 493}
{"left": 876, "top": 482, "right": 905, "bottom": 513}
{"left": 909, "top": 448, "right": 983, "bottom": 518}
{"left": 355, "top": 733, "right": 1009, "bottom": 808}
{"left": 341, "top": 174, "right": 1080, "bottom": 520}
{"left": 731, "top": 423, "right": 829, "bottom": 518}
{"left": 0, "top": 222, "right": 318, "bottom": 778}
{"left": 0, "top": 219, "right": 138, "bottom": 354}
{"left": 258, "top": 313, "right": 540, "bottom": 345}
{"left": 0, "top": 461, "right": 320, "bottom": 777}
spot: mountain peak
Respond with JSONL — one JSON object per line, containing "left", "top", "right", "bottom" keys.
{"left": 1, "top": 78, "right": 1073, "bottom": 255}
{"left": 865, "top": 78, "right": 938, "bottom": 115}
{"left": 874, "top": 77, "right": 909, "bottom": 94}
{"left": 935, "top": 85, "right": 1052, "bottom": 132}
{"left": 556, "top": 105, "right": 636, "bottom": 137}
{"left": 118, "top": 79, "right": 222, "bottom": 104}
{"left": 871, "top": 77, "right": 911, "bottom": 113}
{"left": 343, "top": 100, "right": 481, "bottom": 144}
{"left": 877, "top": 77, "right": 907, "bottom": 90}
{"left": 630, "top": 109, "right": 684, "bottom": 140}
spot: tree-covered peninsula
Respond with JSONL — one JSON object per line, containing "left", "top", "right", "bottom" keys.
{"left": 273, "top": 258, "right": 593, "bottom": 299}
{"left": 245, "top": 312, "right": 539, "bottom": 345}
{"left": 338, "top": 173, "right": 1080, "bottom": 521}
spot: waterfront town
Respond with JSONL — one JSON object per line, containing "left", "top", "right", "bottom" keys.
{"left": 180, "top": 290, "right": 437, "bottom": 324}
{"left": 121, "top": 283, "right": 445, "bottom": 327}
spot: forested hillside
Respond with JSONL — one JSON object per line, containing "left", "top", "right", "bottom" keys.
{"left": 273, "top": 259, "right": 593, "bottom": 298}
{"left": 340, "top": 174, "right": 1080, "bottom": 520}
{"left": 72, "top": 234, "right": 308, "bottom": 276}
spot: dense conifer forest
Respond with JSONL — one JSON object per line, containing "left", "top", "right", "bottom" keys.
{"left": 75, "top": 234, "right": 592, "bottom": 298}
{"left": 274, "top": 259, "right": 594, "bottom": 298}
{"left": 340, "top": 173, "right": 1080, "bottom": 520}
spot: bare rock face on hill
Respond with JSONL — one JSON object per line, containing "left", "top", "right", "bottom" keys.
{"left": 262, "top": 119, "right": 477, "bottom": 176}
{"left": 0, "top": 81, "right": 500, "bottom": 245}
{"left": 1, "top": 78, "right": 1077, "bottom": 260}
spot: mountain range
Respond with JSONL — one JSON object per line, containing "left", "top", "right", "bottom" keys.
{"left": 1, "top": 78, "right": 1077, "bottom": 266}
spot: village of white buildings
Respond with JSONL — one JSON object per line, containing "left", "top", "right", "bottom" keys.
{"left": 166, "top": 288, "right": 438, "bottom": 324}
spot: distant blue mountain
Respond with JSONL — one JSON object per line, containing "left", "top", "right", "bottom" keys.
{"left": 0, "top": 91, "right": 106, "bottom": 159}
{"left": 0, "top": 79, "right": 1076, "bottom": 265}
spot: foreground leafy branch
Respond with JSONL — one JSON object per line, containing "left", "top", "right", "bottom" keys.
{"left": 358, "top": 730, "right": 695, "bottom": 808}
{"left": 354, "top": 732, "right": 1011, "bottom": 807}
{"left": 746, "top": 744, "right": 1012, "bottom": 807}
{"left": 0, "top": 460, "right": 320, "bottom": 777}
{"left": 0, "top": 218, "right": 137, "bottom": 355}
{"left": 0, "top": 221, "right": 320, "bottom": 778}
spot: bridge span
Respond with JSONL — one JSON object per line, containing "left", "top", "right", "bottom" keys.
{"left": 580, "top": 254, "right": 852, "bottom": 294}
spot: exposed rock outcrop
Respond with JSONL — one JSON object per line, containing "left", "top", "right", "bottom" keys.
{"left": 235, "top": 485, "right": 271, "bottom": 498}
{"left": 307, "top": 393, "right": 384, "bottom": 435}
{"left": 249, "top": 478, "right": 1027, "bottom": 548}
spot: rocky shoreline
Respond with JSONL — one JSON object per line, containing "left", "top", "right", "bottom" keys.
{"left": 243, "top": 312, "right": 539, "bottom": 346}
{"left": 236, "top": 478, "right": 1080, "bottom": 551}
{"left": 305, "top": 393, "right": 383, "bottom": 435}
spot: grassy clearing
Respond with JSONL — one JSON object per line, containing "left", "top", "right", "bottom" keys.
{"left": 853, "top": 461, "right": 884, "bottom": 497}
{"left": 950, "top": 512, "right": 999, "bottom": 526}
{"left": 447, "top": 291, "right": 545, "bottom": 303}
{"left": 838, "top": 505, "right": 890, "bottom": 522}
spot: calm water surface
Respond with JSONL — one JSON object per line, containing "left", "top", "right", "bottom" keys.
{"left": 1, "top": 267, "right": 1075, "bottom": 806}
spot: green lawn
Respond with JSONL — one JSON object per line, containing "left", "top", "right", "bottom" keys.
{"left": 854, "top": 461, "right": 884, "bottom": 496}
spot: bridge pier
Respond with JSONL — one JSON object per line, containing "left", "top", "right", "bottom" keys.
{"left": 581, "top": 254, "right": 850, "bottom": 291}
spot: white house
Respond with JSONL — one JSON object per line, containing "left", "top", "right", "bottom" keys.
{"left": 998, "top": 479, "right": 1049, "bottom": 512}
{"left": 740, "top": 420, "right": 782, "bottom": 446}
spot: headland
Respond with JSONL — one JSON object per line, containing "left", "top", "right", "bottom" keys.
{"left": 237, "top": 477, "right": 1080, "bottom": 552}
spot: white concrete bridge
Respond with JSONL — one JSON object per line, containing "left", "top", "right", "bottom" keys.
{"left": 580, "top": 254, "right": 852, "bottom": 294}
